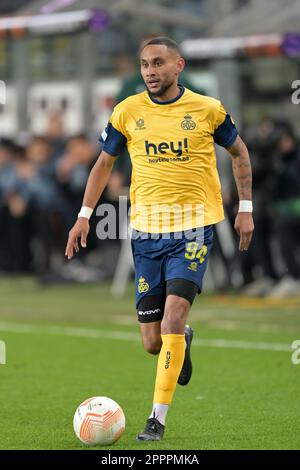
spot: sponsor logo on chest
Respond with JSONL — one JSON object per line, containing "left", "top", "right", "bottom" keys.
{"left": 145, "top": 138, "right": 188, "bottom": 157}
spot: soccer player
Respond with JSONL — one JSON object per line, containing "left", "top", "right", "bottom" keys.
{"left": 65, "top": 37, "right": 254, "bottom": 441}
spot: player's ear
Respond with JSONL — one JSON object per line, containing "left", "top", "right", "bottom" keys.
{"left": 176, "top": 57, "right": 185, "bottom": 75}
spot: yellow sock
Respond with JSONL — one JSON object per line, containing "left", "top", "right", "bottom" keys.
{"left": 153, "top": 334, "right": 185, "bottom": 405}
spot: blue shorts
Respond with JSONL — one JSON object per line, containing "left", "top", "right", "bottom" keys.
{"left": 131, "top": 225, "right": 214, "bottom": 307}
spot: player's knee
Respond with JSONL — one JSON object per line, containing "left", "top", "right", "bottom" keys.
{"left": 162, "top": 313, "right": 184, "bottom": 332}
{"left": 142, "top": 336, "right": 162, "bottom": 355}
{"left": 162, "top": 297, "right": 189, "bottom": 332}
{"left": 167, "top": 296, "right": 189, "bottom": 319}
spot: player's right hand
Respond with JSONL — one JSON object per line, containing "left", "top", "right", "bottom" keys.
{"left": 65, "top": 218, "right": 90, "bottom": 260}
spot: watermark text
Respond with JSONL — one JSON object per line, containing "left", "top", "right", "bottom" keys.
{"left": 291, "top": 340, "right": 300, "bottom": 365}
{"left": 0, "top": 340, "right": 6, "bottom": 365}
{"left": 0, "top": 80, "right": 6, "bottom": 105}
{"left": 95, "top": 196, "right": 205, "bottom": 242}
{"left": 291, "top": 80, "right": 300, "bottom": 104}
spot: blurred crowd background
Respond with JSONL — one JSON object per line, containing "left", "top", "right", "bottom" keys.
{"left": 0, "top": 0, "right": 300, "bottom": 298}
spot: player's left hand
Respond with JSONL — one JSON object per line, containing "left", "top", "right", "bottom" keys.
{"left": 234, "top": 212, "right": 254, "bottom": 251}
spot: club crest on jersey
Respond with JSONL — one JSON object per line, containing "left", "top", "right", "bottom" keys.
{"left": 138, "top": 276, "right": 149, "bottom": 293}
{"left": 135, "top": 118, "right": 146, "bottom": 130}
{"left": 188, "top": 262, "right": 198, "bottom": 272}
{"left": 181, "top": 114, "right": 196, "bottom": 130}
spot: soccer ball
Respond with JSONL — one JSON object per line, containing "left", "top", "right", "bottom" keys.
{"left": 73, "top": 396, "right": 125, "bottom": 446}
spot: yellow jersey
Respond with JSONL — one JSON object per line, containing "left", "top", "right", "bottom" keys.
{"left": 100, "top": 85, "right": 238, "bottom": 233}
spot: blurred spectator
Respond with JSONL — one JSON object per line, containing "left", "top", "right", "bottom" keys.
{"left": 56, "top": 134, "right": 96, "bottom": 224}
{"left": 45, "top": 112, "right": 68, "bottom": 161}
{"left": 114, "top": 53, "right": 136, "bottom": 81}
{"left": 232, "top": 118, "right": 281, "bottom": 296}
{"left": 228, "top": 118, "right": 300, "bottom": 297}
{"left": 25, "top": 137, "right": 68, "bottom": 275}
{"left": 268, "top": 130, "right": 300, "bottom": 297}
{"left": 0, "top": 144, "right": 34, "bottom": 272}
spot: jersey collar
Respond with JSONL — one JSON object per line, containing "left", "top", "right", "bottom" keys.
{"left": 148, "top": 84, "right": 185, "bottom": 105}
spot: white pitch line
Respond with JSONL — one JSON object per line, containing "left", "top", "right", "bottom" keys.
{"left": 193, "top": 338, "right": 291, "bottom": 352}
{"left": 0, "top": 321, "right": 292, "bottom": 352}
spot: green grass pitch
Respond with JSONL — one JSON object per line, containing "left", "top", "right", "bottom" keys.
{"left": 0, "top": 277, "right": 300, "bottom": 450}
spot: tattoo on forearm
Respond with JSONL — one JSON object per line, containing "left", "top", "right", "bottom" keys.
{"left": 231, "top": 154, "right": 252, "bottom": 200}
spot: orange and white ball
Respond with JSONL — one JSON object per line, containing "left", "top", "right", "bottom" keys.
{"left": 73, "top": 396, "right": 125, "bottom": 446}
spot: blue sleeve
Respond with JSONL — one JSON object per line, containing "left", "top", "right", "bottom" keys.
{"left": 213, "top": 114, "right": 238, "bottom": 148}
{"left": 99, "top": 123, "right": 127, "bottom": 156}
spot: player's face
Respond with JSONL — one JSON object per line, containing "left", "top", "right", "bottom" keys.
{"left": 140, "top": 45, "right": 185, "bottom": 98}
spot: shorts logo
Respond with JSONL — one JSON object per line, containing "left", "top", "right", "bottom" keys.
{"left": 138, "top": 276, "right": 149, "bottom": 293}
{"left": 165, "top": 351, "right": 171, "bottom": 369}
{"left": 135, "top": 118, "right": 146, "bottom": 130}
{"left": 138, "top": 308, "right": 161, "bottom": 316}
{"left": 181, "top": 114, "right": 196, "bottom": 130}
{"left": 188, "top": 261, "right": 198, "bottom": 272}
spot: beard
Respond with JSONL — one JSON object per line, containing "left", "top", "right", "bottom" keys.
{"left": 146, "top": 79, "right": 174, "bottom": 98}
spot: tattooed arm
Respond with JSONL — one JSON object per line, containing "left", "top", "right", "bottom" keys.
{"left": 227, "top": 135, "right": 254, "bottom": 251}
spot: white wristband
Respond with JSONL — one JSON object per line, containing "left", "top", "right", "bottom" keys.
{"left": 78, "top": 206, "right": 93, "bottom": 220}
{"left": 238, "top": 200, "right": 253, "bottom": 213}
